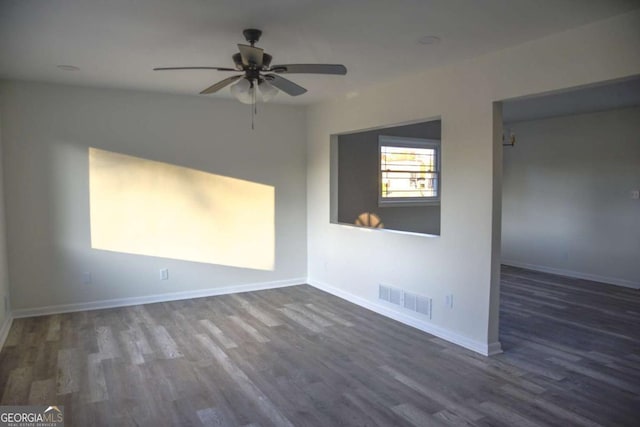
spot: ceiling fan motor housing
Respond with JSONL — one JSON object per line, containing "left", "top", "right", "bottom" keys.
{"left": 243, "top": 29, "right": 262, "bottom": 46}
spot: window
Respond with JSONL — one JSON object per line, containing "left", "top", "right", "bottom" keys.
{"left": 332, "top": 119, "right": 442, "bottom": 235}
{"left": 379, "top": 136, "right": 440, "bottom": 206}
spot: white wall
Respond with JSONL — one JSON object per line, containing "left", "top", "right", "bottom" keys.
{"left": 502, "top": 107, "right": 640, "bottom": 288}
{"left": 306, "top": 11, "right": 640, "bottom": 354}
{"left": 0, "top": 81, "right": 307, "bottom": 313}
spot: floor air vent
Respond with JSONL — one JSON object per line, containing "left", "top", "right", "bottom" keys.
{"left": 416, "top": 295, "right": 432, "bottom": 317}
{"left": 403, "top": 292, "right": 416, "bottom": 311}
{"left": 378, "top": 284, "right": 432, "bottom": 319}
{"left": 379, "top": 285, "right": 390, "bottom": 301}
{"left": 389, "top": 287, "right": 402, "bottom": 305}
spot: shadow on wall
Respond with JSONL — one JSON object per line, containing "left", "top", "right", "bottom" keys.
{"left": 333, "top": 120, "right": 441, "bottom": 235}
{"left": 89, "top": 148, "right": 275, "bottom": 270}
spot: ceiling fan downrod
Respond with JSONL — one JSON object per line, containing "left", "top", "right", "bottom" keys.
{"left": 243, "top": 29, "right": 262, "bottom": 47}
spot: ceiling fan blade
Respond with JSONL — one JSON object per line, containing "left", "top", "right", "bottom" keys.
{"left": 200, "top": 75, "right": 243, "bottom": 94}
{"left": 238, "top": 44, "right": 264, "bottom": 67}
{"left": 154, "top": 66, "right": 238, "bottom": 71}
{"left": 264, "top": 74, "right": 307, "bottom": 96}
{"left": 270, "top": 64, "right": 347, "bottom": 75}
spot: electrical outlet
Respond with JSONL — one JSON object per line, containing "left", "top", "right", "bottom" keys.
{"left": 160, "top": 268, "right": 169, "bottom": 280}
{"left": 445, "top": 294, "right": 454, "bottom": 309}
{"left": 631, "top": 190, "right": 640, "bottom": 200}
{"left": 82, "top": 272, "right": 92, "bottom": 284}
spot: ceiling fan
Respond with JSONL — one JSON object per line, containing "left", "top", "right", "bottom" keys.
{"left": 153, "top": 29, "right": 347, "bottom": 104}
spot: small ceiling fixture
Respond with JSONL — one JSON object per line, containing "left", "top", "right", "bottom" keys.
{"left": 153, "top": 29, "right": 347, "bottom": 128}
{"left": 56, "top": 65, "right": 80, "bottom": 71}
{"left": 418, "top": 35, "right": 441, "bottom": 45}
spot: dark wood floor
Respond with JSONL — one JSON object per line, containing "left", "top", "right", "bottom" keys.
{"left": 1, "top": 266, "right": 639, "bottom": 426}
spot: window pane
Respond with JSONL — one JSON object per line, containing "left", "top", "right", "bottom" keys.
{"left": 381, "top": 145, "right": 437, "bottom": 198}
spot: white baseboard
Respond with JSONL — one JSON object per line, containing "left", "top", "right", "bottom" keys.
{"left": 308, "top": 279, "right": 501, "bottom": 357}
{"left": 501, "top": 260, "right": 639, "bottom": 289}
{"left": 12, "top": 277, "right": 305, "bottom": 319}
{"left": 0, "top": 313, "right": 13, "bottom": 351}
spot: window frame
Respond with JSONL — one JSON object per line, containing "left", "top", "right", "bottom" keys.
{"left": 378, "top": 135, "right": 441, "bottom": 207}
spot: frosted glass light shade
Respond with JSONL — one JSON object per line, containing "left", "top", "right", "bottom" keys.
{"left": 230, "top": 78, "right": 255, "bottom": 104}
{"left": 259, "top": 80, "right": 278, "bottom": 102}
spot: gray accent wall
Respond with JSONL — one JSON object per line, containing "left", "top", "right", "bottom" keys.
{"left": 502, "top": 107, "right": 640, "bottom": 288}
{"left": 336, "top": 121, "right": 441, "bottom": 235}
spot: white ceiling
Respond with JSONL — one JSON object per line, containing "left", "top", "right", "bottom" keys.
{"left": 1, "top": 0, "right": 639, "bottom": 105}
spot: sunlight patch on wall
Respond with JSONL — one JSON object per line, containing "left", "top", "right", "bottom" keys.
{"left": 89, "top": 148, "right": 275, "bottom": 270}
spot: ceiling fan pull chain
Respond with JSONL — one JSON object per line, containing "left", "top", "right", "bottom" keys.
{"left": 251, "top": 87, "right": 255, "bottom": 130}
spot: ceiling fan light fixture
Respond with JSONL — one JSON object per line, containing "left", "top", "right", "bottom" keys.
{"left": 259, "top": 79, "right": 278, "bottom": 102}
{"left": 153, "top": 29, "right": 347, "bottom": 111}
{"left": 230, "top": 78, "right": 256, "bottom": 104}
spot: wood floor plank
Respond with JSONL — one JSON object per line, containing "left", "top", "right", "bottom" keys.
{"left": 277, "top": 306, "right": 324, "bottom": 333}
{"left": 96, "top": 326, "right": 121, "bottom": 359}
{"left": 197, "top": 407, "right": 226, "bottom": 426}
{"left": 46, "top": 315, "right": 62, "bottom": 342}
{"left": 129, "top": 323, "right": 153, "bottom": 355}
{"left": 86, "top": 353, "right": 109, "bottom": 403}
{"left": 56, "top": 348, "right": 81, "bottom": 395}
{"left": 27, "top": 378, "right": 56, "bottom": 404}
{"left": 475, "top": 400, "right": 544, "bottom": 427}
{"left": 229, "top": 293, "right": 283, "bottom": 327}
{"left": 149, "top": 325, "right": 183, "bottom": 359}
{"left": 381, "top": 364, "right": 485, "bottom": 422}
{"left": 227, "top": 315, "right": 270, "bottom": 344}
{"left": 195, "top": 333, "right": 294, "bottom": 427}
{"left": 305, "top": 303, "right": 354, "bottom": 327}
{"left": 499, "top": 384, "right": 603, "bottom": 427}
{"left": 284, "top": 303, "right": 333, "bottom": 328}
{"left": 193, "top": 362, "right": 248, "bottom": 426}
{"left": 32, "top": 341, "right": 60, "bottom": 381}
{"left": 118, "top": 329, "right": 145, "bottom": 365}
{"left": 343, "top": 389, "right": 411, "bottom": 427}
{"left": 199, "top": 319, "right": 238, "bottom": 349}
{"left": 546, "top": 356, "right": 640, "bottom": 395}
{"left": 391, "top": 402, "right": 449, "bottom": 427}
{"left": 1, "top": 366, "right": 33, "bottom": 404}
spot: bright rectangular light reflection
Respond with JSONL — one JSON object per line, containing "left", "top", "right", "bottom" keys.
{"left": 89, "top": 148, "right": 275, "bottom": 270}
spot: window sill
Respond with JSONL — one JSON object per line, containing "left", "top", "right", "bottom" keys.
{"left": 379, "top": 200, "right": 440, "bottom": 208}
{"left": 332, "top": 221, "right": 440, "bottom": 238}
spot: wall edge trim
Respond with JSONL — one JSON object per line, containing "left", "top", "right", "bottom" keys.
{"left": 487, "top": 341, "right": 503, "bottom": 356}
